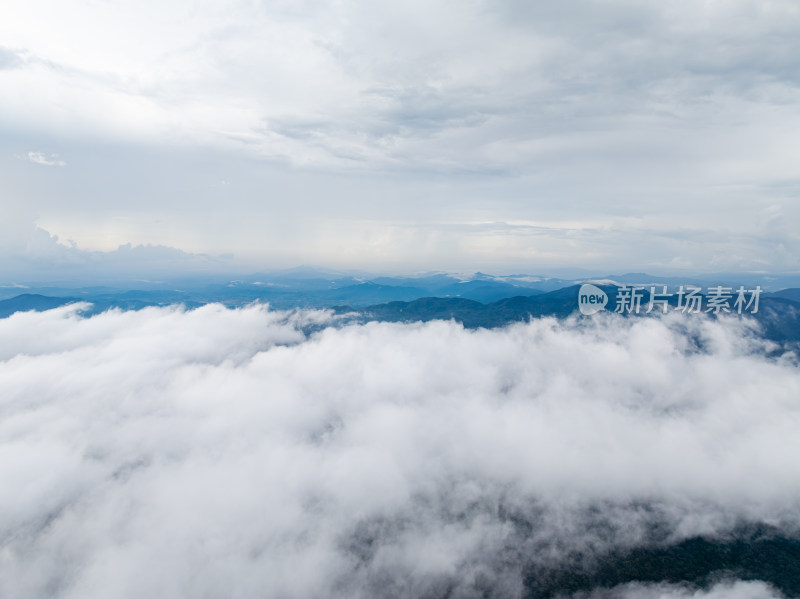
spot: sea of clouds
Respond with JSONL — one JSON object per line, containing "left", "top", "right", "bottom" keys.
{"left": 1, "top": 303, "right": 799, "bottom": 598}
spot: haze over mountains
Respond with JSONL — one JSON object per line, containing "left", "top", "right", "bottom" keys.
{"left": 3, "top": 269, "right": 800, "bottom": 344}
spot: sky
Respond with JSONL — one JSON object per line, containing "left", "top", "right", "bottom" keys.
{"left": 2, "top": 0, "right": 800, "bottom": 279}
{"left": 2, "top": 304, "right": 799, "bottom": 597}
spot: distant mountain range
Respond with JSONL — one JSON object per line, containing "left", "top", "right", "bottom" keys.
{"left": 339, "top": 285, "right": 800, "bottom": 344}
{"left": 3, "top": 269, "right": 800, "bottom": 308}
{"left": 2, "top": 274, "right": 800, "bottom": 344}
{"left": 0, "top": 272, "right": 556, "bottom": 308}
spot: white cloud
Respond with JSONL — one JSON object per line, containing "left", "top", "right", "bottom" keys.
{"left": 585, "top": 580, "right": 782, "bottom": 599}
{"left": 23, "top": 151, "right": 66, "bottom": 166}
{"left": 0, "top": 306, "right": 798, "bottom": 597}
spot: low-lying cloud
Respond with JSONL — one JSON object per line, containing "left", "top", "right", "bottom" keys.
{"left": 1, "top": 304, "right": 798, "bottom": 598}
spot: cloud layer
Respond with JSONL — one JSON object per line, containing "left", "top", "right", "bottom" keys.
{"left": 4, "top": 0, "right": 800, "bottom": 172}
{"left": 1, "top": 305, "right": 799, "bottom": 597}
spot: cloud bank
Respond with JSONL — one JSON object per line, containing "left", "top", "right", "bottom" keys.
{"left": 0, "top": 210, "right": 236, "bottom": 283}
{"left": 1, "top": 305, "right": 799, "bottom": 597}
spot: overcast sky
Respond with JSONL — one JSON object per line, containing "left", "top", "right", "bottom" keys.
{"left": 2, "top": 0, "right": 799, "bottom": 279}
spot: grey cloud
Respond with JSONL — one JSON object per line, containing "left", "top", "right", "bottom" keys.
{"left": 0, "top": 46, "right": 22, "bottom": 70}
{"left": 266, "top": 85, "right": 489, "bottom": 142}
{"left": 1, "top": 306, "right": 799, "bottom": 597}
{"left": 273, "top": 0, "right": 800, "bottom": 170}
